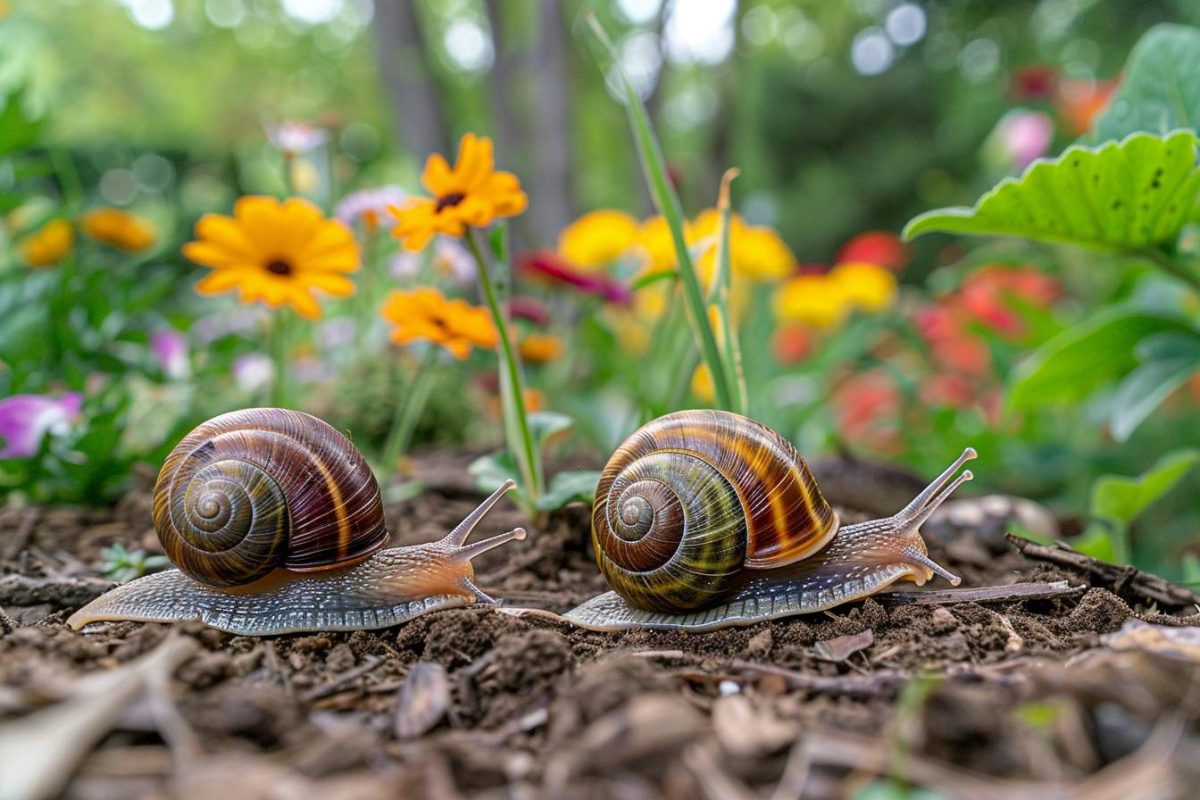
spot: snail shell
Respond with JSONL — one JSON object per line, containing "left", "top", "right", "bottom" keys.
{"left": 570, "top": 410, "right": 972, "bottom": 631}
{"left": 153, "top": 408, "right": 388, "bottom": 588}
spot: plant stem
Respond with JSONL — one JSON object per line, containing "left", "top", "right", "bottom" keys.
{"left": 270, "top": 309, "right": 291, "bottom": 408}
{"left": 1132, "top": 247, "right": 1200, "bottom": 294}
{"left": 466, "top": 230, "right": 542, "bottom": 502}
{"left": 380, "top": 346, "right": 438, "bottom": 475}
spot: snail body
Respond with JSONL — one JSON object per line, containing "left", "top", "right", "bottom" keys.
{"left": 69, "top": 409, "right": 524, "bottom": 636}
{"left": 565, "top": 410, "right": 972, "bottom": 632}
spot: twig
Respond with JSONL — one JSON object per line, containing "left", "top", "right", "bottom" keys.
{"left": 880, "top": 580, "right": 1085, "bottom": 606}
{"left": 299, "top": 655, "right": 383, "bottom": 702}
{"left": 1, "top": 508, "right": 39, "bottom": 560}
{"left": 1006, "top": 533, "right": 1199, "bottom": 608}
{"left": 724, "top": 661, "right": 909, "bottom": 699}
{"left": 0, "top": 574, "right": 114, "bottom": 608}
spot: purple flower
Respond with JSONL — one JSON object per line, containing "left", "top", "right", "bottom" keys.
{"left": 150, "top": 329, "right": 189, "bottom": 380}
{"left": 391, "top": 238, "right": 476, "bottom": 286}
{"left": 335, "top": 186, "right": 409, "bottom": 229}
{"left": 517, "top": 250, "right": 633, "bottom": 305}
{"left": 0, "top": 393, "right": 83, "bottom": 459}
{"left": 233, "top": 354, "right": 275, "bottom": 393}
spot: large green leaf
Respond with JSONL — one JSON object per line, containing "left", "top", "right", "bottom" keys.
{"left": 1091, "top": 25, "right": 1200, "bottom": 143}
{"left": 903, "top": 131, "right": 1200, "bottom": 252}
{"left": 1008, "top": 309, "right": 1196, "bottom": 410}
{"left": 1109, "top": 331, "right": 1200, "bottom": 440}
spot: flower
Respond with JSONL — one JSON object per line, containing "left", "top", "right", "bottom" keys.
{"left": 0, "top": 393, "right": 82, "bottom": 459}
{"left": 233, "top": 353, "right": 275, "bottom": 393}
{"left": 390, "top": 134, "right": 528, "bottom": 251}
{"left": 381, "top": 287, "right": 497, "bottom": 359}
{"left": 829, "top": 262, "right": 897, "bottom": 312}
{"left": 832, "top": 371, "right": 901, "bottom": 454}
{"left": 1056, "top": 78, "right": 1118, "bottom": 136}
{"left": 690, "top": 210, "right": 794, "bottom": 283}
{"left": 518, "top": 250, "right": 633, "bottom": 304}
{"left": 635, "top": 215, "right": 685, "bottom": 275}
{"left": 150, "top": 329, "right": 189, "bottom": 380}
{"left": 20, "top": 219, "right": 73, "bottom": 267}
{"left": 183, "top": 196, "right": 360, "bottom": 320}
{"left": 391, "top": 238, "right": 478, "bottom": 286}
{"left": 990, "top": 110, "right": 1054, "bottom": 170}
{"left": 772, "top": 323, "right": 812, "bottom": 365}
{"left": 82, "top": 208, "right": 155, "bottom": 252}
{"left": 336, "top": 186, "right": 408, "bottom": 232}
{"left": 691, "top": 364, "right": 715, "bottom": 402}
{"left": 773, "top": 275, "right": 850, "bottom": 329}
{"left": 958, "top": 264, "right": 1060, "bottom": 339}
{"left": 915, "top": 305, "right": 991, "bottom": 377}
{"left": 508, "top": 296, "right": 550, "bottom": 327}
{"left": 836, "top": 231, "right": 911, "bottom": 272}
{"left": 266, "top": 121, "right": 329, "bottom": 156}
{"left": 558, "top": 210, "right": 639, "bottom": 272}
{"left": 518, "top": 333, "right": 564, "bottom": 364}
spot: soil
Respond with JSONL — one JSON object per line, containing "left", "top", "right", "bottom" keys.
{"left": 2, "top": 456, "right": 1199, "bottom": 799}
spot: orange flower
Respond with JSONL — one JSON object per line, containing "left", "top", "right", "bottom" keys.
{"left": 20, "top": 219, "right": 73, "bottom": 267}
{"left": 183, "top": 196, "right": 359, "bottom": 320}
{"left": 518, "top": 333, "right": 564, "bottom": 364}
{"left": 390, "top": 134, "right": 528, "bottom": 251}
{"left": 381, "top": 287, "right": 497, "bottom": 359}
{"left": 81, "top": 208, "right": 155, "bottom": 252}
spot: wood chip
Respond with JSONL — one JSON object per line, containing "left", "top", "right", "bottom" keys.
{"left": 813, "top": 629, "right": 873, "bottom": 662}
{"left": 393, "top": 662, "right": 451, "bottom": 740}
{"left": 881, "top": 580, "right": 1084, "bottom": 606}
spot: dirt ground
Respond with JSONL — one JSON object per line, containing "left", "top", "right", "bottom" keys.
{"left": 2, "top": 457, "right": 1199, "bottom": 800}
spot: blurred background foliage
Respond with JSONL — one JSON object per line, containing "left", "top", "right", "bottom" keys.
{"left": 2, "top": 0, "right": 1199, "bottom": 579}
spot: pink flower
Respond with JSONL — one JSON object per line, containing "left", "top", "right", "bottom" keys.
{"left": 517, "top": 250, "right": 633, "bottom": 305}
{"left": 508, "top": 296, "right": 551, "bottom": 327}
{"left": 0, "top": 393, "right": 83, "bottom": 459}
{"left": 993, "top": 110, "right": 1054, "bottom": 170}
{"left": 150, "top": 329, "right": 189, "bottom": 380}
{"left": 391, "top": 238, "right": 476, "bottom": 286}
{"left": 335, "top": 186, "right": 408, "bottom": 230}
{"left": 233, "top": 354, "right": 275, "bottom": 393}
{"left": 265, "top": 122, "right": 329, "bottom": 156}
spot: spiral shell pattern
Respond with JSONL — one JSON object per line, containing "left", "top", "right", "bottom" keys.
{"left": 153, "top": 408, "right": 388, "bottom": 588}
{"left": 591, "top": 410, "right": 838, "bottom": 613}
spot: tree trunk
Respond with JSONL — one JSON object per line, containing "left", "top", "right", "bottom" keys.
{"left": 521, "top": 0, "right": 574, "bottom": 245}
{"left": 372, "top": 1, "right": 449, "bottom": 162}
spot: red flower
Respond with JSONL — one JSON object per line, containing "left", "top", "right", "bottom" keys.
{"left": 508, "top": 296, "right": 551, "bottom": 327}
{"left": 836, "top": 231, "right": 911, "bottom": 272}
{"left": 772, "top": 323, "right": 812, "bottom": 364}
{"left": 832, "top": 370, "right": 902, "bottom": 454}
{"left": 959, "top": 265, "right": 1060, "bottom": 340}
{"left": 517, "top": 250, "right": 633, "bottom": 305}
{"left": 915, "top": 305, "right": 992, "bottom": 377}
{"left": 1011, "top": 65, "right": 1058, "bottom": 101}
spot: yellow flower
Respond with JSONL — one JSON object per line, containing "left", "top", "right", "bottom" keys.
{"left": 635, "top": 215, "right": 687, "bottom": 275}
{"left": 381, "top": 287, "right": 497, "bottom": 359}
{"left": 773, "top": 274, "right": 851, "bottom": 329}
{"left": 558, "top": 210, "right": 639, "bottom": 272}
{"left": 20, "top": 219, "right": 73, "bottom": 267}
{"left": 691, "top": 209, "right": 793, "bottom": 284}
{"left": 691, "top": 364, "right": 715, "bottom": 402}
{"left": 81, "top": 208, "right": 155, "bottom": 252}
{"left": 390, "top": 134, "right": 528, "bottom": 252}
{"left": 183, "top": 196, "right": 359, "bottom": 320}
{"left": 518, "top": 332, "right": 564, "bottom": 363}
{"left": 829, "top": 261, "right": 897, "bottom": 312}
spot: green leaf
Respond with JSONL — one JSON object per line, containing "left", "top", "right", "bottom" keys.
{"left": 1109, "top": 332, "right": 1200, "bottom": 440}
{"left": 1091, "top": 448, "right": 1200, "bottom": 527}
{"left": 1009, "top": 309, "right": 1196, "bottom": 409}
{"left": 526, "top": 411, "right": 575, "bottom": 450}
{"left": 536, "top": 470, "right": 603, "bottom": 511}
{"left": 468, "top": 451, "right": 530, "bottom": 511}
{"left": 1091, "top": 25, "right": 1200, "bottom": 143}
{"left": 903, "top": 131, "right": 1200, "bottom": 252}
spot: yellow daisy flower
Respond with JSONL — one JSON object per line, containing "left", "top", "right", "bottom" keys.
{"left": 20, "top": 219, "right": 73, "bottom": 267}
{"left": 381, "top": 287, "right": 497, "bottom": 360}
{"left": 829, "top": 261, "right": 898, "bottom": 312}
{"left": 390, "top": 134, "right": 528, "bottom": 252}
{"left": 773, "top": 274, "right": 851, "bottom": 330}
{"left": 183, "top": 196, "right": 359, "bottom": 320}
{"left": 81, "top": 208, "right": 156, "bottom": 252}
{"left": 558, "top": 209, "right": 639, "bottom": 272}
{"left": 635, "top": 215, "right": 688, "bottom": 275}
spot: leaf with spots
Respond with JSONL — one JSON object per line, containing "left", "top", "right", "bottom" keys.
{"left": 903, "top": 131, "right": 1200, "bottom": 252}
{"left": 1090, "top": 24, "right": 1200, "bottom": 143}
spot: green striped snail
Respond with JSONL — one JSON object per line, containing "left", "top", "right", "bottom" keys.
{"left": 68, "top": 408, "right": 525, "bottom": 636}
{"left": 564, "top": 410, "right": 973, "bottom": 632}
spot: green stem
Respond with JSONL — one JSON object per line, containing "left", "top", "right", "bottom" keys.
{"left": 466, "top": 230, "right": 542, "bottom": 501}
{"left": 380, "top": 346, "right": 438, "bottom": 474}
{"left": 1132, "top": 247, "right": 1200, "bottom": 294}
{"left": 271, "top": 309, "right": 291, "bottom": 407}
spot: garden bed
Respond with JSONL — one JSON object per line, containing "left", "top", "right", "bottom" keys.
{"left": 3, "top": 460, "right": 1198, "bottom": 799}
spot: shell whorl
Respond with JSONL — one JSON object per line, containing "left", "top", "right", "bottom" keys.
{"left": 153, "top": 408, "right": 387, "bottom": 588}
{"left": 591, "top": 410, "right": 838, "bottom": 613}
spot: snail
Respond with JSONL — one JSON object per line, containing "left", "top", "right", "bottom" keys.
{"left": 563, "top": 410, "right": 973, "bottom": 632}
{"left": 68, "top": 408, "right": 526, "bottom": 636}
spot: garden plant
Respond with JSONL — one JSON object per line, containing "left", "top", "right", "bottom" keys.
{"left": 1, "top": 3, "right": 1199, "bottom": 799}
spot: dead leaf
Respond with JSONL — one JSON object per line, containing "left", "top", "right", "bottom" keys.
{"left": 813, "top": 629, "right": 873, "bottom": 663}
{"left": 394, "top": 661, "right": 451, "bottom": 740}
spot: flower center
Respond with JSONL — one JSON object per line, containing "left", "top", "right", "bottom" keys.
{"left": 435, "top": 192, "right": 466, "bottom": 213}
{"left": 265, "top": 258, "right": 293, "bottom": 276}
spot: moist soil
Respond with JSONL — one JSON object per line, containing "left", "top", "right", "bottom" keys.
{"left": 2, "top": 455, "right": 1199, "bottom": 799}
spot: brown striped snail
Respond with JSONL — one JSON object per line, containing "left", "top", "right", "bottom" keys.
{"left": 563, "top": 410, "right": 973, "bottom": 632}
{"left": 68, "top": 408, "right": 525, "bottom": 636}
